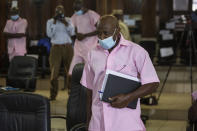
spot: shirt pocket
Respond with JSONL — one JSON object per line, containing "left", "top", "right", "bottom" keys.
{"left": 116, "top": 63, "right": 138, "bottom": 78}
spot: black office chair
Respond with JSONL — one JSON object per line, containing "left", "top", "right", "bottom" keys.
{"left": 66, "top": 63, "right": 87, "bottom": 131}
{"left": 27, "top": 44, "right": 49, "bottom": 78}
{"left": 66, "top": 64, "right": 149, "bottom": 129}
{"left": 0, "top": 92, "right": 50, "bottom": 131}
{"left": 6, "top": 56, "right": 38, "bottom": 91}
{"left": 187, "top": 100, "right": 197, "bottom": 131}
{"left": 51, "top": 64, "right": 87, "bottom": 131}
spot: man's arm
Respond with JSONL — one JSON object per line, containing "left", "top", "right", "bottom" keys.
{"left": 64, "top": 18, "right": 75, "bottom": 36}
{"left": 46, "top": 19, "right": 56, "bottom": 38}
{"left": 110, "top": 82, "right": 159, "bottom": 108}
{"left": 76, "top": 30, "right": 98, "bottom": 41}
{"left": 86, "top": 88, "right": 92, "bottom": 129}
{"left": 3, "top": 32, "right": 26, "bottom": 38}
{"left": 75, "top": 20, "right": 98, "bottom": 41}
{"left": 84, "top": 30, "right": 98, "bottom": 37}
{"left": 4, "top": 19, "right": 28, "bottom": 39}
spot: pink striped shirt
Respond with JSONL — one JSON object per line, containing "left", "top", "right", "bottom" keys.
{"left": 81, "top": 35, "right": 160, "bottom": 131}
{"left": 4, "top": 18, "right": 27, "bottom": 56}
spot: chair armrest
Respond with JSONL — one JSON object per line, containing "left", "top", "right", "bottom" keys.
{"left": 70, "top": 123, "right": 87, "bottom": 131}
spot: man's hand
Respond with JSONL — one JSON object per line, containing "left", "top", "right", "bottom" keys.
{"left": 53, "top": 16, "right": 57, "bottom": 24}
{"left": 76, "top": 33, "right": 86, "bottom": 41}
{"left": 59, "top": 18, "right": 68, "bottom": 26}
{"left": 4, "top": 32, "right": 26, "bottom": 38}
{"left": 109, "top": 94, "right": 131, "bottom": 108}
{"left": 16, "top": 33, "right": 26, "bottom": 37}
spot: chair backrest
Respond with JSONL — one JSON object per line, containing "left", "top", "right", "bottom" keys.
{"left": 0, "top": 93, "right": 50, "bottom": 131}
{"left": 8, "top": 56, "right": 37, "bottom": 78}
{"left": 66, "top": 63, "right": 87, "bottom": 131}
{"left": 7, "top": 56, "right": 38, "bottom": 91}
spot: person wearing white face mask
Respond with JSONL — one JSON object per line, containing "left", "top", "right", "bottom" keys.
{"left": 98, "top": 28, "right": 117, "bottom": 50}
{"left": 81, "top": 15, "right": 159, "bottom": 131}
{"left": 3, "top": 7, "right": 28, "bottom": 61}
{"left": 66, "top": 0, "right": 100, "bottom": 90}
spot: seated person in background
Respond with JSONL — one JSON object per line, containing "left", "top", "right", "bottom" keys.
{"left": 112, "top": 9, "right": 131, "bottom": 41}
{"left": 46, "top": 5, "right": 75, "bottom": 100}
{"left": 3, "top": 7, "right": 28, "bottom": 61}
{"left": 81, "top": 15, "right": 160, "bottom": 131}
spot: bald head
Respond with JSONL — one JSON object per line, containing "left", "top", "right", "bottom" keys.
{"left": 97, "top": 15, "right": 120, "bottom": 40}
{"left": 73, "top": 0, "right": 84, "bottom": 11}
{"left": 99, "top": 15, "right": 119, "bottom": 28}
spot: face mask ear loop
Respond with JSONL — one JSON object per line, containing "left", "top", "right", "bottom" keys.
{"left": 113, "top": 28, "right": 117, "bottom": 42}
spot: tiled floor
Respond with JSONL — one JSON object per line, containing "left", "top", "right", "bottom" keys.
{"left": 51, "top": 118, "right": 67, "bottom": 131}
{"left": 146, "top": 120, "right": 187, "bottom": 131}
{"left": 50, "top": 119, "right": 187, "bottom": 131}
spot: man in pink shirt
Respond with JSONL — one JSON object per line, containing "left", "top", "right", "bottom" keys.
{"left": 81, "top": 15, "right": 160, "bottom": 131}
{"left": 3, "top": 7, "right": 28, "bottom": 61}
{"left": 68, "top": 0, "right": 100, "bottom": 85}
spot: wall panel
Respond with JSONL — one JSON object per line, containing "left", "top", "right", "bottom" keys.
{"left": 0, "top": 0, "right": 8, "bottom": 56}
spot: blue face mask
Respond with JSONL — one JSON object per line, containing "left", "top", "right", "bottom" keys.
{"left": 11, "top": 14, "right": 19, "bottom": 21}
{"left": 98, "top": 29, "right": 117, "bottom": 50}
{"left": 75, "top": 10, "right": 83, "bottom": 15}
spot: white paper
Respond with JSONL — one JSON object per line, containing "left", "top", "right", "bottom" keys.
{"left": 12, "top": 1, "right": 18, "bottom": 8}
{"left": 123, "top": 15, "right": 130, "bottom": 20}
{"left": 166, "top": 22, "right": 175, "bottom": 29}
{"left": 159, "top": 30, "right": 170, "bottom": 35}
{"left": 124, "top": 19, "right": 136, "bottom": 26}
{"left": 100, "top": 74, "right": 109, "bottom": 99}
{"left": 173, "top": 0, "right": 188, "bottom": 11}
{"left": 100, "top": 69, "right": 140, "bottom": 99}
{"left": 160, "top": 47, "right": 174, "bottom": 57}
{"left": 106, "top": 70, "right": 140, "bottom": 82}
{"left": 162, "top": 34, "right": 174, "bottom": 40}
{"left": 193, "top": 0, "right": 197, "bottom": 11}
{"left": 30, "top": 40, "right": 38, "bottom": 47}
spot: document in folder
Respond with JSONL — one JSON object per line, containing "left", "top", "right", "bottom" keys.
{"left": 100, "top": 70, "right": 141, "bottom": 109}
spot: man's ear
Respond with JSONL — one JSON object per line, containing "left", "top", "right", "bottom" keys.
{"left": 115, "top": 26, "right": 121, "bottom": 36}
{"left": 117, "top": 26, "right": 120, "bottom": 32}
{"left": 114, "top": 27, "right": 121, "bottom": 41}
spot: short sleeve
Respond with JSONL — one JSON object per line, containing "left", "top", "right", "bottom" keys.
{"left": 24, "top": 19, "right": 28, "bottom": 32}
{"left": 3, "top": 20, "right": 10, "bottom": 33}
{"left": 71, "top": 15, "right": 76, "bottom": 27}
{"left": 18, "top": 19, "right": 28, "bottom": 33}
{"left": 89, "top": 10, "right": 100, "bottom": 26}
{"left": 46, "top": 19, "right": 56, "bottom": 38}
{"left": 80, "top": 53, "right": 94, "bottom": 90}
{"left": 65, "top": 17, "right": 75, "bottom": 36}
{"left": 135, "top": 49, "right": 160, "bottom": 85}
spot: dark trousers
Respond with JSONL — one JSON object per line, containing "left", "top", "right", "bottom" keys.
{"left": 49, "top": 44, "right": 73, "bottom": 99}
